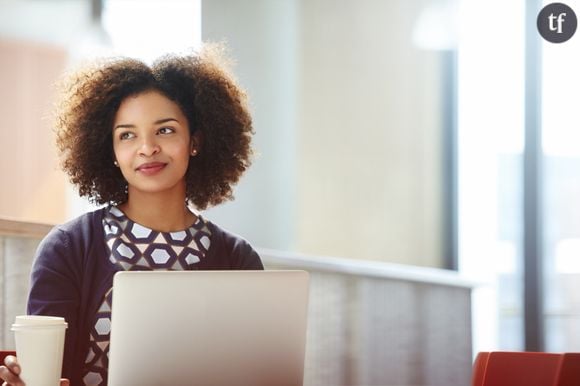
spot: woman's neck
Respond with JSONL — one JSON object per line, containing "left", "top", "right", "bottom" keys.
{"left": 118, "top": 191, "right": 197, "bottom": 232}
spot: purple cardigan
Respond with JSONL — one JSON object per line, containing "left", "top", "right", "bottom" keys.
{"left": 27, "top": 208, "right": 263, "bottom": 385}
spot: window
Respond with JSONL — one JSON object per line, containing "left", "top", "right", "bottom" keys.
{"left": 457, "top": 0, "right": 526, "bottom": 351}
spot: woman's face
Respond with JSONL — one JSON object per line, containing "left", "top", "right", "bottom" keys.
{"left": 112, "top": 90, "right": 195, "bottom": 198}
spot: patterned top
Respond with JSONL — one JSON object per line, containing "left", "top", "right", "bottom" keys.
{"left": 82, "top": 206, "right": 212, "bottom": 386}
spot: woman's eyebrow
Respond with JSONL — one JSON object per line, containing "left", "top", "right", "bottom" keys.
{"left": 113, "top": 118, "right": 179, "bottom": 131}
{"left": 154, "top": 118, "right": 179, "bottom": 125}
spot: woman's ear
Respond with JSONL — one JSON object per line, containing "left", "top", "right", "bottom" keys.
{"left": 190, "top": 131, "right": 203, "bottom": 156}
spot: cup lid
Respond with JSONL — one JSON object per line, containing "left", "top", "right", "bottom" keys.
{"left": 11, "top": 315, "right": 67, "bottom": 328}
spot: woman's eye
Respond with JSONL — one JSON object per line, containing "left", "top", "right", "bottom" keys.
{"left": 119, "top": 132, "right": 135, "bottom": 140}
{"left": 158, "top": 127, "right": 175, "bottom": 135}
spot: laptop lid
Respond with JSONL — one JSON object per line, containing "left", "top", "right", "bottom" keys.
{"left": 107, "top": 270, "right": 310, "bottom": 386}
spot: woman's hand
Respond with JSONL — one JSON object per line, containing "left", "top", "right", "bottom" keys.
{"left": 0, "top": 355, "right": 24, "bottom": 386}
{"left": 0, "top": 356, "right": 69, "bottom": 386}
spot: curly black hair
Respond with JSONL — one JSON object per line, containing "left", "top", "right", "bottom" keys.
{"left": 55, "top": 45, "right": 253, "bottom": 210}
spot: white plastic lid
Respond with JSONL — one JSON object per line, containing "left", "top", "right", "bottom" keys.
{"left": 11, "top": 315, "right": 68, "bottom": 330}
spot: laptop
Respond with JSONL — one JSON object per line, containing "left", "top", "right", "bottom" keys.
{"left": 107, "top": 270, "right": 310, "bottom": 386}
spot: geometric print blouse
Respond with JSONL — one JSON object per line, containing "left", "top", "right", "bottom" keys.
{"left": 82, "top": 206, "right": 212, "bottom": 386}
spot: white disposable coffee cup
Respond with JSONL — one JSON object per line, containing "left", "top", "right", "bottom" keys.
{"left": 11, "top": 315, "right": 68, "bottom": 386}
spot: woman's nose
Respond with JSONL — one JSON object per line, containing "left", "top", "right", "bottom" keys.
{"left": 138, "top": 136, "right": 160, "bottom": 156}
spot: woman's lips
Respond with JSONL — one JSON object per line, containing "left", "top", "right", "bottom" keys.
{"left": 136, "top": 162, "right": 167, "bottom": 175}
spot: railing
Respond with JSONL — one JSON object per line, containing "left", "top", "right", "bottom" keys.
{"left": 260, "top": 249, "right": 475, "bottom": 386}
{"left": 0, "top": 218, "right": 51, "bottom": 354}
{"left": 1, "top": 218, "right": 475, "bottom": 386}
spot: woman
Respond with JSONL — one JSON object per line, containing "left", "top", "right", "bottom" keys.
{"left": 0, "top": 45, "right": 263, "bottom": 386}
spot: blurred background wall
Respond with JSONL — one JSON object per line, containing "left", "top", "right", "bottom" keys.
{"left": 0, "top": 38, "right": 67, "bottom": 223}
{"left": 203, "top": 0, "right": 445, "bottom": 267}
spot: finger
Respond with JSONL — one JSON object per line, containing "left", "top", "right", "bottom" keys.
{"left": 60, "top": 378, "right": 70, "bottom": 386}
{"left": 0, "top": 365, "right": 13, "bottom": 381}
{"left": 3, "top": 357, "right": 20, "bottom": 375}
{"left": 0, "top": 365, "right": 23, "bottom": 385}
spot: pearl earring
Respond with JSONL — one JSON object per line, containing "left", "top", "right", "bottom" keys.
{"left": 191, "top": 149, "right": 198, "bottom": 156}
{"left": 114, "top": 160, "right": 119, "bottom": 167}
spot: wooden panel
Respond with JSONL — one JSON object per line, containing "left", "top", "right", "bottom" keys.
{"left": 0, "top": 217, "right": 53, "bottom": 239}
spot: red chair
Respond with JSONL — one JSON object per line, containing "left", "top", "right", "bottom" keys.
{"left": 472, "top": 352, "right": 490, "bottom": 386}
{"left": 556, "top": 353, "right": 580, "bottom": 386}
{"left": 472, "top": 351, "right": 580, "bottom": 386}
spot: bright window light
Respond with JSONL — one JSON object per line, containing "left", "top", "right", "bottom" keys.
{"left": 457, "top": 0, "right": 525, "bottom": 352}
{"left": 102, "top": 0, "right": 202, "bottom": 64}
{"left": 555, "top": 239, "right": 580, "bottom": 274}
{"left": 542, "top": 0, "right": 580, "bottom": 157}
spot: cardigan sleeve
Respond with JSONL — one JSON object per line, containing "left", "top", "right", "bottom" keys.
{"left": 206, "top": 222, "right": 264, "bottom": 270}
{"left": 229, "top": 234, "right": 264, "bottom": 270}
{"left": 27, "top": 226, "right": 83, "bottom": 382}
